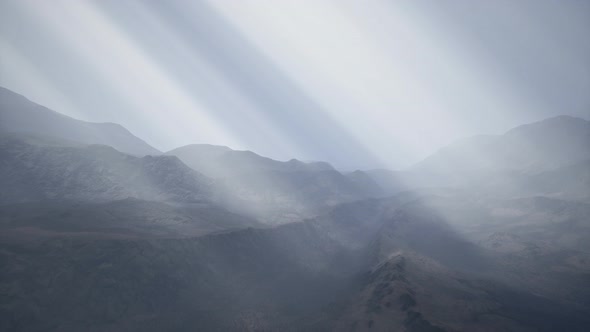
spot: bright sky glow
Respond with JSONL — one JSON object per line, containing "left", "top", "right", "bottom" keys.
{"left": 1, "top": 0, "right": 589, "bottom": 169}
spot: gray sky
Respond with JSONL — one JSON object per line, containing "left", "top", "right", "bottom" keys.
{"left": 1, "top": 0, "right": 589, "bottom": 170}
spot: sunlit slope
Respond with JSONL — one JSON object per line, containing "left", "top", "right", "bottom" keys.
{"left": 168, "top": 144, "right": 383, "bottom": 224}
{"left": 167, "top": 144, "right": 334, "bottom": 178}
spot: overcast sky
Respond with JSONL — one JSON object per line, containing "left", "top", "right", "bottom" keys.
{"left": 1, "top": 0, "right": 589, "bottom": 169}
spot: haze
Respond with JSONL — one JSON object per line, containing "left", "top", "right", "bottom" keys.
{"left": 1, "top": 0, "right": 588, "bottom": 169}
{"left": 2, "top": 1, "right": 590, "bottom": 331}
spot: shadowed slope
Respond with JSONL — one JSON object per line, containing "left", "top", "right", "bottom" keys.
{"left": 0, "top": 133, "right": 210, "bottom": 204}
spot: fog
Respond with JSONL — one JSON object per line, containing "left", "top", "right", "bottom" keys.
{"left": 1, "top": 1, "right": 590, "bottom": 331}
{"left": 1, "top": 0, "right": 588, "bottom": 169}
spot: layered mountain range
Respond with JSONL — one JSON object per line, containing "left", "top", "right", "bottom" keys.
{"left": 1, "top": 87, "right": 589, "bottom": 331}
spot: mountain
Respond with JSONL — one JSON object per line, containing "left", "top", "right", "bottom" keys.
{"left": 345, "top": 170, "right": 385, "bottom": 197}
{"left": 363, "top": 168, "right": 447, "bottom": 196}
{"left": 213, "top": 168, "right": 383, "bottom": 224}
{"left": 525, "top": 159, "right": 590, "bottom": 200}
{"left": 365, "top": 116, "right": 590, "bottom": 198}
{"left": 0, "top": 133, "right": 210, "bottom": 204}
{"left": 168, "top": 144, "right": 380, "bottom": 224}
{"left": 0, "top": 132, "right": 377, "bottom": 225}
{"left": 331, "top": 193, "right": 590, "bottom": 332}
{"left": 0, "top": 198, "right": 261, "bottom": 239}
{"left": 0, "top": 131, "right": 380, "bottom": 225}
{"left": 0, "top": 87, "right": 160, "bottom": 156}
{"left": 167, "top": 144, "right": 334, "bottom": 178}
{"left": 3, "top": 193, "right": 589, "bottom": 331}
{"left": 1, "top": 87, "right": 589, "bottom": 331}
{"left": 0, "top": 199, "right": 384, "bottom": 331}
{"left": 413, "top": 116, "right": 590, "bottom": 174}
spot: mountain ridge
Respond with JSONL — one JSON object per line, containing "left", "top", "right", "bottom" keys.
{"left": 167, "top": 143, "right": 335, "bottom": 179}
{"left": 0, "top": 87, "right": 160, "bottom": 156}
{"left": 0, "top": 133, "right": 210, "bottom": 205}
{"left": 2, "top": 88, "right": 590, "bottom": 331}
{"left": 412, "top": 115, "right": 590, "bottom": 174}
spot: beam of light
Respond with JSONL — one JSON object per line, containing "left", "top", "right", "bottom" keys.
{"left": 1, "top": 0, "right": 588, "bottom": 170}
{"left": 208, "top": 0, "right": 585, "bottom": 168}
{"left": 15, "top": 0, "right": 243, "bottom": 151}
{"left": 0, "top": 39, "right": 80, "bottom": 119}
{"left": 208, "top": 0, "right": 433, "bottom": 167}
{"left": 97, "top": 0, "right": 307, "bottom": 159}
{"left": 153, "top": 0, "right": 384, "bottom": 169}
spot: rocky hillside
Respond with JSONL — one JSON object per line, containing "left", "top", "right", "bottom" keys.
{"left": 0, "top": 134, "right": 211, "bottom": 204}
{"left": 1, "top": 88, "right": 589, "bottom": 331}
{"left": 168, "top": 144, "right": 382, "bottom": 224}
{"left": 2, "top": 193, "right": 589, "bottom": 331}
{"left": 167, "top": 144, "right": 334, "bottom": 178}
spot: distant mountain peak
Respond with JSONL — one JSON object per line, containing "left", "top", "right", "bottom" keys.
{"left": 505, "top": 115, "right": 589, "bottom": 136}
{"left": 412, "top": 115, "right": 590, "bottom": 174}
{"left": 167, "top": 144, "right": 335, "bottom": 179}
{"left": 0, "top": 87, "right": 160, "bottom": 156}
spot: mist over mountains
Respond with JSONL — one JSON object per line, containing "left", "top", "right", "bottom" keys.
{"left": 1, "top": 87, "right": 589, "bottom": 331}
{"left": 413, "top": 115, "right": 590, "bottom": 174}
{"left": 0, "top": 87, "right": 160, "bottom": 156}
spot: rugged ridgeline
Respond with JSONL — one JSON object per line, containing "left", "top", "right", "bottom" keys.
{"left": 0, "top": 134, "right": 212, "bottom": 204}
{"left": 166, "top": 144, "right": 336, "bottom": 178}
{"left": 167, "top": 144, "right": 383, "bottom": 224}
{"left": 0, "top": 132, "right": 381, "bottom": 226}
{"left": 1, "top": 87, "right": 590, "bottom": 331}
{"left": 0, "top": 88, "right": 160, "bottom": 156}
{"left": 0, "top": 86, "right": 382, "bottom": 225}
{"left": 340, "top": 193, "right": 590, "bottom": 332}
{"left": 0, "top": 133, "right": 266, "bottom": 238}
